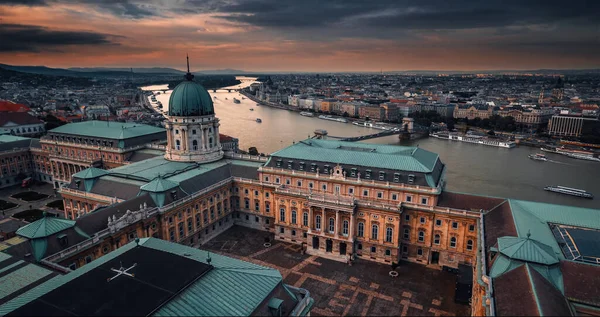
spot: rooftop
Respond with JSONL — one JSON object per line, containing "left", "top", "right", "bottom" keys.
{"left": 0, "top": 238, "right": 303, "bottom": 316}
{"left": 48, "top": 120, "right": 165, "bottom": 140}
{"left": 269, "top": 139, "right": 440, "bottom": 173}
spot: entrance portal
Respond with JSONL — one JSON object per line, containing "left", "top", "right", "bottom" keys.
{"left": 431, "top": 251, "right": 440, "bottom": 264}
{"left": 312, "top": 236, "right": 319, "bottom": 249}
{"left": 339, "top": 242, "right": 347, "bottom": 255}
{"left": 326, "top": 239, "right": 333, "bottom": 252}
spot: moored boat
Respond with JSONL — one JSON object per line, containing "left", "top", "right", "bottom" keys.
{"left": 528, "top": 153, "right": 547, "bottom": 161}
{"left": 300, "top": 111, "right": 314, "bottom": 117}
{"left": 256, "top": 118, "right": 262, "bottom": 123}
{"left": 544, "top": 185, "right": 593, "bottom": 199}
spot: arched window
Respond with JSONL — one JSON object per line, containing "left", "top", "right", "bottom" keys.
{"left": 372, "top": 224, "right": 379, "bottom": 240}
{"left": 176, "top": 140, "right": 181, "bottom": 150}
{"left": 303, "top": 212, "right": 308, "bottom": 226}
{"left": 192, "top": 140, "right": 198, "bottom": 151}
{"left": 434, "top": 234, "right": 441, "bottom": 245}
{"left": 291, "top": 210, "right": 297, "bottom": 224}
{"left": 450, "top": 237, "right": 457, "bottom": 248}
{"left": 343, "top": 220, "right": 349, "bottom": 235}
{"left": 418, "top": 230, "right": 425, "bottom": 242}
{"left": 279, "top": 208, "right": 286, "bottom": 222}
{"left": 467, "top": 239, "right": 474, "bottom": 251}
{"left": 357, "top": 222, "right": 364, "bottom": 237}
{"left": 386, "top": 227, "right": 393, "bottom": 242}
{"left": 329, "top": 217, "right": 335, "bottom": 233}
{"left": 316, "top": 215, "right": 321, "bottom": 230}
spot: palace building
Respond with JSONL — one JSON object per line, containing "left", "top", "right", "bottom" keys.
{"left": 2, "top": 60, "right": 599, "bottom": 316}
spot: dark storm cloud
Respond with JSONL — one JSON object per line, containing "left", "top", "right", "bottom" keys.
{"left": 211, "top": 0, "right": 599, "bottom": 31}
{"left": 0, "top": 23, "right": 120, "bottom": 52}
{"left": 0, "top": 0, "right": 47, "bottom": 5}
{"left": 0, "top": 0, "right": 156, "bottom": 18}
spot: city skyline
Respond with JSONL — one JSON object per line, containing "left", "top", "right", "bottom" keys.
{"left": 1, "top": 0, "right": 599, "bottom": 72}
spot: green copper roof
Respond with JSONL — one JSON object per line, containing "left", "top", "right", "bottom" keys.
{"left": 510, "top": 199, "right": 600, "bottom": 230}
{"left": 497, "top": 236, "right": 559, "bottom": 265}
{"left": 16, "top": 216, "right": 75, "bottom": 239}
{"left": 0, "top": 238, "right": 287, "bottom": 316}
{"left": 140, "top": 176, "right": 179, "bottom": 193}
{"left": 168, "top": 80, "right": 214, "bottom": 117}
{"left": 269, "top": 139, "right": 439, "bottom": 172}
{"left": 73, "top": 167, "right": 109, "bottom": 179}
{"left": 49, "top": 121, "right": 164, "bottom": 140}
{"left": 0, "top": 135, "right": 31, "bottom": 143}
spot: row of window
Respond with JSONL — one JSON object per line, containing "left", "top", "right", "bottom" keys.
{"left": 273, "top": 160, "right": 416, "bottom": 184}
{"left": 174, "top": 127, "right": 213, "bottom": 135}
{"left": 174, "top": 138, "right": 214, "bottom": 151}
{"left": 48, "top": 135, "right": 112, "bottom": 147}
{"left": 405, "top": 214, "right": 476, "bottom": 231}
{"left": 261, "top": 176, "right": 429, "bottom": 204}
{"left": 4, "top": 126, "right": 43, "bottom": 134}
{"left": 402, "top": 228, "right": 474, "bottom": 250}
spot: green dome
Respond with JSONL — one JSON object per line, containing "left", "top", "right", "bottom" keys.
{"left": 168, "top": 80, "right": 214, "bottom": 117}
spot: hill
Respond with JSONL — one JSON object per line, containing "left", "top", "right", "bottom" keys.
{"left": 69, "top": 67, "right": 185, "bottom": 74}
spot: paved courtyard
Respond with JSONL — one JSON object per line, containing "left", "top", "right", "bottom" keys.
{"left": 203, "top": 225, "right": 470, "bottom": 316}
{"left": 0, "top": 183, "right": 61, "bottom": 220}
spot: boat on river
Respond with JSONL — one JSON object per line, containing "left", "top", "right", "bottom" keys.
{"left": 256, "top": 118, "right": 262, "bottom": 123}
{"left": 233, "top": 98, "right": 241, "bottom": 104}
{"left": 318, "top": 115, "right": 348, "bottom": 123}
{"left": 544, "top": 185, "right": 593, "bottom": 199}
{"left": 430, "top": 132, "right": 516, "bottom": 148}
{"left": 528, "top": 153, "right": 547, "bottom": 161}
{"left": 300, "top": 111, "right": 314, "bottom": 117}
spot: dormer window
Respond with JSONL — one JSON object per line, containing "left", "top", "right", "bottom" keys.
{"left": 323, "top": 165, "right": 330, "bottom": 174}
{"left": 365, "top": 170, "right": 371, "bottom": 179}
{"left": 393, "top": 173, "right": 400, "bottom": 182}
{"left": 379, "top": 171, "right": 385, "bottom": 181}
{"left": 58, "top": 234, "right": 68, "bottom": 247}
{"left": 351, "top": 168, "right": 357, "bottom": 177}
{"left": 408, "top": 174, "right": 415, "bottom": 184}
{"left": 276, "top": 159, "right": 282, "bottom": 168}
{"left": 299, "top": 162, "right": 305, "bottom": 171}
{"left": 310, "top": 163, "right": 316, "bottom": 172}
{"left": 287, "top": 161, "right": 293, "bottom": 169}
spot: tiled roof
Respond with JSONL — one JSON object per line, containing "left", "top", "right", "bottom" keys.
{"left": 269, "top": 139, "right": 439, "bottom": 172}
{"left": 0, "top": 101, "right": 30, "bottom": 112}
{"left": 15, "top": 216, "right": 75, "bottom": 239}
{"left": 561, "top": 260, "right": 600, "bottom": 307}
{"left": 49, "top": 120, "right": 164, "bottom": 139}
{"left": 493, "top": 265, "right": 540, "bottom": 316}
{"left": 497, "top": 236, "right": 559, "bottom": 265}
{"left": 140, "top": 177, "right": 179, "bottom": 193}
{"left": 0, "top": 112, "right": 42, "bottom": 126}
{"left": 73, "top": 167, "right": 108, "bottom": 179}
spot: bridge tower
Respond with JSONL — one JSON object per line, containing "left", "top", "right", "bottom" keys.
{"left": 402, "top": 117, "right": 414, "bottom": 133}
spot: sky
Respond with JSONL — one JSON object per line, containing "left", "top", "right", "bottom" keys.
{"left": 0, "top": 0, "right": 599, "bottom": 72}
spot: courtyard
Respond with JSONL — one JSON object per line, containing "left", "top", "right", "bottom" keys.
{"left": 203, "top": 225, "right": 470, "bottom": 316}
{"left": 0, "top": 183, "right": 60, "bottom": 220}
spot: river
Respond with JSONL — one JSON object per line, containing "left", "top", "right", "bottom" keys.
{"left": 142, "top": 77, "right": 600, "bottom": 209}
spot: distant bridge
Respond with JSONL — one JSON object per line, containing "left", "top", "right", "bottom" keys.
{"left": 325, "top": 130, "right": 400, "bottom": 141}
{"left": 212, "top": 89, "right": 238, "bottom": 93}
{"left": 312, "top": 123, "right": 429, "bottom": 142}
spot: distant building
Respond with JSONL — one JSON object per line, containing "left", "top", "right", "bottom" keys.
{"left": 380, "top": 103, "right": 400, "bottom": 122}
{"left": 220, "top": 133, "right": 239, "bottom": 152}
{"left": 0, "top": 135, "right": 36, "bottom": 188}
{"left": 359, "top": 105, "right": 385, "bottom": 121}
{"left": 453, "top": 105, "right": 494, "bottom": 120}
{"left": 497, "top": 107, "right": 554, "bottom": 128}
{"left": 547, "top": 115, "right": 600, "bottom": 137}
{"left": 414, "top": 104, "right": 455, "bottom": 118}
{"left": 0, "top": 100, "right": 30, "bottom": 113}
{"left": 0, "top": 112, "right": 45, "bottom": 137}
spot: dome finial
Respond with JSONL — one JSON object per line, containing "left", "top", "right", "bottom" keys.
{"left": 184, "top": 54, "right": 194, "bottom": 81}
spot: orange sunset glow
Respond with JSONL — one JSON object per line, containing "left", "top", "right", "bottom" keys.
{"left": 1, "top": 0, "right": 598, "bottom": 72}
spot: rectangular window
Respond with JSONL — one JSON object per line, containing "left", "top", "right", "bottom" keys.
{"left": 287, "top": 161, "right": 293, "bottom": 169}
{"left": 403, "top": 228, "right": 410, "bottom": 240}
{"left": 280, "top": 208, "right": 286, "bottom": 222}
{"left": 286, "top": 178, "right": 291, "bottom": 185}
{"left": 351, "top": 168, "right": 357, "bottom": 177}
{"left": 452, "top": 222, "right": 458, "bottom": 229}
{"left": 363, "top": 190, "right": 369, "bottom": 197}
{"left": 255, "top": 201, "right": 260, "bottom": 212}
{"left": 264, "top": 176, "right": 270, "bottom": 182}
{"left": 392, "top": 193, "right": 398, "bottom": 201}
{"left": 379, "top": 171, "right": 385, "bottom": 181}
{"left": 303, "top": 212, "right": 308, "bottom": 226}
{"left": 406, "top": 195, "right": 412, "bottom": 203}
{"left": 348, "top": 187, "right": 354, "bottom": 194}
{"left": 420, "top": 217, "right": 426, "bottom": 224}
{"left": 322, "top": 184, "right": 327, "bottom": 191}
{"left": 299, "top": 162, "right": 305, "bottom": 171}
{"left": 275, "top": 177, "right": 280, "bottom": 184}
{"left": 404, "top": 214, "right": 410, "bottom": 221}
{"left": 371, "top": 246, "right": 376, "bottom": 253}
{"left": 323, "top": 165, "right": 330, "bottom": 174}
{"left": 265, "top": 202, "right": 270, "bottom": 213}
{"left": 292, "top": 211, "right": 297, "bottom": 224}
{"left": 421, "top": 197, "right": 428, "bottom": 205}
{"left": 377, "top": 192, "right": 383, "bottom": 199}
{"left": 254, "top": 190, "right": 259, "bottom": 196}
{"left": 365, "top": 170, "right": 371, "bottom": 179}
{"left": 408, "top": 174, "right": 415, "bottom": 184}
{"left": 393, "top": 173, "right": 400, "bottom": 182}
{"left": 436, "top": 219, "right": 442, "bottom": 226}
{"left": 469, "top": 224, "right": 475, "bottom": 232}
{"left": 417, "top": 248, "right": 423, "bottom": 256}
{"left": 276, "top": 159, "right": 282, "bottom": 167}
{"left": 308, "top": 182, "right": 314, "bottom": 189}
{"left": 311, "top": 163, "right": 316, "bottom": 172}
{"left": 297, "top": 180, "right": 302, "bottom": 187}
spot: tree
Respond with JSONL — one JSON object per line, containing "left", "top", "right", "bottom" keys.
{"left": 487, "top": 130, "right": 495, "bottom": 136}
{"left": 342, "top": 112, "right": 349, "bottom": 117}
{"left": 248, "top": 147, "right": 259, "bottom": 156}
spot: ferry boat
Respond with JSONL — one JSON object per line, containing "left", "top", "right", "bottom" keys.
{"left": 528, "top": 153, "right": 547, "bottom": 161}
{"left": 352, "top": 121, "right": 390, "bottom": 130}
{"left": 318, "top": 115, "right": 348, "bottom": 123}
{"left": 544, "top": 185, "right": 594, "bottom": 199}
{"left": 256, "top": 118, "right": 262, "bottom": 123}
{"left": 300, "top": 111, "right": 314, "bottom": 117}
{"left": 565, "top": 152, "right": 600, "bottom": 162}
{"left": 233, "top": 98, "right": 241, "bottom": 104}
{"left": 430, "top": 132, "right": 516, "bottom": 148}
{"left": 249, "top": 108, "right": 254, "bottom": 111}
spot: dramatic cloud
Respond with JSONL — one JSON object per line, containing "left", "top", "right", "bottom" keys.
{"left": 0, "top": 23, "right": 119, "bottom": 52}
{"left": 0, "top": 0, "right": 598, "bottom": 70}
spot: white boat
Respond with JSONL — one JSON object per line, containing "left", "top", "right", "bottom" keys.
{"left": 300, "top": 111, "right": 314, "bottom": 117}
{"left": 233, "top": 98, "right": 241, "bottom": 104}
{"left": 544, "top": 185, "right": 593, "bottom": 199}
{"left": 318, "top": 115, "right": 348, "bottom": 123}
{"left": 249, "top": 108, "right": 254, "bottom": 111}
{"left": 430, "top": 132, "right": 516, "bottom": 148}
{"left": 528, "top": 153, "right": 547, "bottom": 161}
{"left": 565, "top": 152, "right": 600, "bottom": 162}
{"left": 256, "top": 118, "right": 262, "bottom": 123}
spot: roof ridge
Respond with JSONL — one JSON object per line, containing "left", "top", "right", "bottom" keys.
{"left": 525, "top": 264, "right": 543, "bottom": 316}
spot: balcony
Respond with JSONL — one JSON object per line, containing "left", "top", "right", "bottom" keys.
{"left": 59, "top": 187, "right": 124, "bottom": 204}
{"left": 275, "top": 186, "right": 356, "bottom": 208}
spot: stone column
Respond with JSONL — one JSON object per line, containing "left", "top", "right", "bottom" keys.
{"left": 202, "top": 128, "right": 208, "bottom": 150}
{"left": 349, "top": 212, "right": 354, "bottom": 242}
{"left": 308, "top": 208, "right": 312, "bottom": 233}
{"left": 321, "top": 208, "right": 325, "bottom": 233}
{"left": 335, "top": 210, "right": 339, "bottom": 238}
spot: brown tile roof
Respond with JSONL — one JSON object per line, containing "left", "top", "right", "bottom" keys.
{"left": 437, "top": 191, "right": 506, "bottom": 211}
{"left": 484, "top": 200, "right": 517, "bottom": 260}
{"left": 0, "top": 100, "right": 30, "bottom": 112}
{"left": 0, "top": 112, "right": 42, "bottom": 126}
{"left": 529, "top": 266, "right": 572, "bottom": 316}
{"left": 561, "top": 260, "right": 600, "bottom": 307}
{"left": 494, "top": 265, "right": 539, "bottom": 316}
